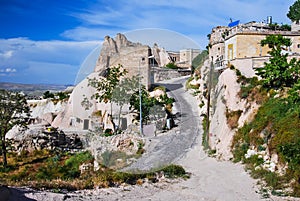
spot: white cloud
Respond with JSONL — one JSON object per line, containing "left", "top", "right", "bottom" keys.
{"left": 0, "top": 38, "right": 100, "bottom": 84}
{"left": 0, "top": 67, "right": 17, "bottom": 77}
{"left": 0, "top": 68, "right": 17, "bottom": 73}
{"left": 61, "top": 26, "right": 122, "bottom": 41}
{"left": 5, "top": 68, "right": 17, "bottom": 73}
{"left": 0, "top": 50, "right": 14, "bottom": 59}
{"left": 63, "top": 0, "right": 294, "bottom": 49}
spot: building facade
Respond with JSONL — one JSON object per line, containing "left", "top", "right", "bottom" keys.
{"left": 209, "top": 21, "right": 300, "bottom": 75}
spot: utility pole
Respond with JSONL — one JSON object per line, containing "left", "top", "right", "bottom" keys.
{"left": 206, "top": 56, "right": 213, "bottom": 148}
{"left": 139, "top": 57, "right": 145, "bottom": 136}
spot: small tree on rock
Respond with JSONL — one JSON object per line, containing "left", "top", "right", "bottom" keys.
{"left": 0, "top": 90, "right": 30, "bottom": 168}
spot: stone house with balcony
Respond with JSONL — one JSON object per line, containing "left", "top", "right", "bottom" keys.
{"left": 209, "top": 21, "right": 300, "bottom": 77}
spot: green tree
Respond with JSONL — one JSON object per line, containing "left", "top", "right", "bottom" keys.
{"left": 287, "top": 0, "right": 300, "bottom": 23}
{"left": 43, "top": 91, "right": 54, "bottom": 99}
{"left": 288, "top": 80, "right": 300, "bottom": 103}
{"left": 111, "top": 76, "right": 139, "bottom": 128}
{"left": 0, "top": 90, "right": 30, "bottom": 168}
{"left": 88, "top": 64, "right": 128, "bottom": 115}
{"left": 129, "top": 88, "right": 175, "bottom": 123}
{"left": 130, "top": 86, "right": 156, "bottom": 122}
{"left": 256, "top": 34, "right": 300, "bottom": 89}
{"left": 56, "top": 91, "right": 69, "bottom": 100}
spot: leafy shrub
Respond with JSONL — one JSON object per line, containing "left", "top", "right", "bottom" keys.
{"left": 103, "top": 128, "right": 113, "bottom": 137}
{"left": 186, "top": 76, "right": 199, "bottom": 90}
{"left": 165, "top": 62, "right": 178, "bottom": 69}
{"left": 278, "top": 139, "right": 300, "bottom": 171}
{"left": 244, "top": 155, "right": 264, "bottom": 166}
{"left": 43, "top": 91, "right": 54, "bottom": 99}
{"left": 250, "top": 168, "right": 282, "bottom": 190}
{"left": 63, "top": 151, "right": 93, "bottom": 179}
{"left": 160, "top": 164, "right": 186, "bottom": 178}
{"left": 232, "top": 143, "right": 249, "bottom": 163}
{"left": 153, "top": 85, "right": 166, "bottom": 92}
{"left": 56, "top": 91, "right": 69, "bottom": 100}
{"left": 232, "top": 91, "right": 300, "bottom": 195}
{"left": 35, "top": 151, "right": 93, "bottom": 180}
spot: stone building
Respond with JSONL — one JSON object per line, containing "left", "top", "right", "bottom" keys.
{"left": 209, "top": 21, "right": 300, "bottom": 76}
{"left": 178, "top": 49, "right": 201, "bottom": 69}
{"left": 95, "top": 33, "right": 152, "bottom": 89}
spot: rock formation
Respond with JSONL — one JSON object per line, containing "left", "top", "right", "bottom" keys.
{"left": 94, "top": 33, "right": 145, "bottom": 73}
{"left": 194, "top": 59, "right": 262, "bottom": 160}
{"left": 6, "top": 124, "right": 83, "bottom": 153}
{"left": 52, "top": 33, "right": 152, "bottom": 132}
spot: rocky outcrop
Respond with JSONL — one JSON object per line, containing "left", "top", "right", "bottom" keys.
{"left": 151, "top": 43, "right": 171, "bottom": 67}
{"left": 94, "top": 33, "right": 143, "bottom": 72}
{"left": 194, "top": 59, "right": 260, "bottom": 160}
{"left": 28, "top": 99, "right": 67, "bottom": 124}
{"left": 6, "top": 124, "right": 83, "bottom": 153}
{"left": 209, "top": 69, "right": 245, "bottom": 160}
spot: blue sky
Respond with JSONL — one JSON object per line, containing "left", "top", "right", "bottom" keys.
{"left": 0, "top": 0, "right": 295, "bottom": 85}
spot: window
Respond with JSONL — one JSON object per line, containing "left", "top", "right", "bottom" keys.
{"left": 228, "top": 44, "right": 233, "bottom": 60}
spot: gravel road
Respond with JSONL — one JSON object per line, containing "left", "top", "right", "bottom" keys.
{"left": 123, "top": 76, "right": 202, "bottom": 171}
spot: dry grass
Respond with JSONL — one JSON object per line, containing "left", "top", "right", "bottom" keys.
{"left": 226, "top": 109, "right": 242, "bottom": 129}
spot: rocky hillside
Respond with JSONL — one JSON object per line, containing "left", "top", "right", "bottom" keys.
{"left": 190, "top": 56, "right": 300, "bottom": 196}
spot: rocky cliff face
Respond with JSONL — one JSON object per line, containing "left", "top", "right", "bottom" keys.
{"left": 208, "top": 69, "right": 260, "bottom": 160}
{"left": 94, "top": 33, "right": 143, "bottom": 72}
{"left": 194, "top": 59, "right": 260, "bottom": 160}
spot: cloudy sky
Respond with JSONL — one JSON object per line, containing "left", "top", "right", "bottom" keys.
{"left": 0, "top": 0, "right": 295, "bottom": 85}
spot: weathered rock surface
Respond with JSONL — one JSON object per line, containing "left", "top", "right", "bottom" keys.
{"left": 6, "top": 124, "right": 83, "bottom": 153}
{"left": 94, "top": 33, "right": 144, "bottom": 72}
{"left": 28, "top": 99, "right": 67, "bottom": 124}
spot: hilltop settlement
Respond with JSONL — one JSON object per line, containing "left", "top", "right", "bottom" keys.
{"left": 1, "top": 4, "right": 300, "bottom": 201}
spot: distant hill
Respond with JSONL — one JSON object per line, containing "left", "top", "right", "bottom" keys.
{"left": 0, "top": 82, "right": 72, "bottom": 97}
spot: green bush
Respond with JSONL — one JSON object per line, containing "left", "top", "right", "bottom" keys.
{"left": 101, "top": 151, "right": 129, "bottom": 168}
{"left": 63, "top": 151, "right": 93, "bottom": 179}
{"left": 103, "top": 128, "right": 113, "bottom": 137}
{"left": 160, "top": 164, "right": 186, "bottom": 178}
{"left": 232, "top": 143, "right": 249, "bottom": 163}
{"left": 35, "top": 151, "right": 93, "bottom": 180}
{"left": 166, "top": 62, "right": 178, "bottom": 69}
